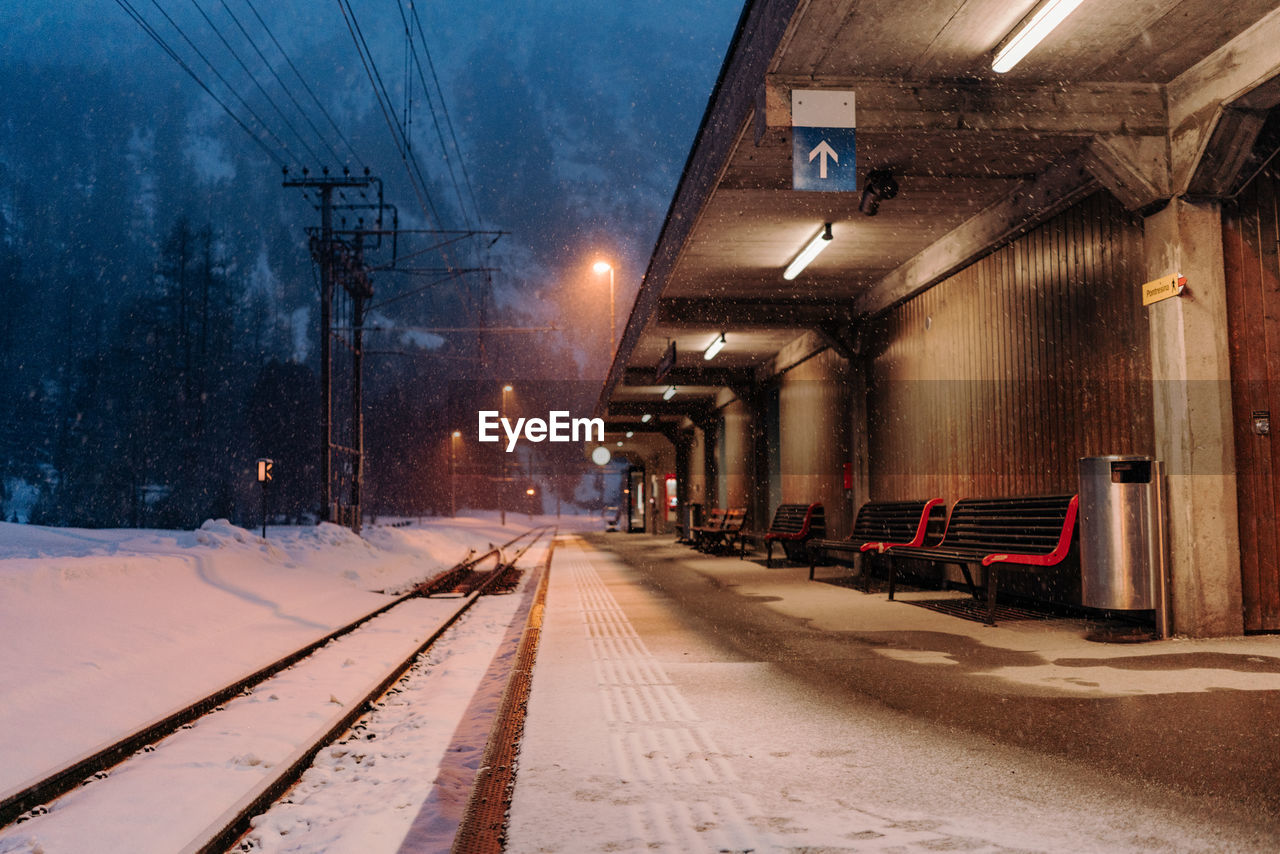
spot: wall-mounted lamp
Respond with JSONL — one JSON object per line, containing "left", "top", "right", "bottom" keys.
{"left": 662, "top": 385, "right": 677, "bottom": 401}
{"left": 992, "top": 0, "right": 1084, "bottom": 73}
{"left": 703, "top": 332, "right": 726, "bottom": 361}
{"left": 783, "top": 223, "right": 833, "bottom": 280}
{"left": 859, "top": 170, "right": 898, "bottom": 216}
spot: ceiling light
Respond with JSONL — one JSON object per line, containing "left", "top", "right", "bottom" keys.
{"left": 625, "top": 431, "right": 634, "bottom": 438}
{"left": 992, "top": 0, "right": 1084, "bottom": 73}
{"left": 703, "top": 332, "right": 726, "bottom": 361}
{"left": 783, "top": 223, "right": 832, "bottom": 280}
{"left": 641, "top": 413, "right": 652, "bottom": 423}
{"left": 663, "top": 385, "right": 677, "bottom": 401}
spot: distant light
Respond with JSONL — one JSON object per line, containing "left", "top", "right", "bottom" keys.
{"left": 592, "top": 260, "right": 612, "bottom": 274}
{"left": 641, "top": 413, "right": 652, "bottom": 423}
{"left": 616, "top": 440, "right": 623, "bottom": 447}
{"left": 992, "top": 0, "right": 1084, "bottom": 73}
{"left": 526, "top": 487, "right": 536, "bottom": 496}
{"left": 625, "top": 431, "right": 634, "bottom": 438}
{"left": 451, "top": 430, "right": 461, "bottom": 438}
{"left": 663, "top": 385, "right": 677, "bottom": 401}
{"left": 703, "top": 332, "right": 726, "bottom": 361}
{"left": 502, "top": 384, "right": 513, "bottom": 393}
{"left": 591, "top": 446, "right": 612, "bottom": 465}
{"left": 783, "top": 223, "right": 833, "bottom": 280}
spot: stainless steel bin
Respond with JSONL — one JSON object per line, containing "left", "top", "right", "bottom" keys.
{"left": 1078, "top": 455, "right": 1170, "bottom": 636}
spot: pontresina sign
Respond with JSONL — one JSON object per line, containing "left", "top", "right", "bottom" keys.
{"left": 478, "top": 410, "right": 605, "bottom": 452}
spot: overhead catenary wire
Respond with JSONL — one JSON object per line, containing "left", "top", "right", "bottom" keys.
{"left": 217, "top": 0, "right": 345, "bottom": 168}
{"left": 407, "top": 0, "right": 483, "bottom": 230}
{"left": 145, "top": 0, "right": 295, "bottom": 164}
{"left": 396, "top": 0, "right": 477, "bottom": 232}
{"left": 112, "top": 0, "right": 287, "bottom": 168}
{"left": 334, "top": 0, "right": 444, "bottom": 233}
{"left": 239, "top": 0, "right": 367, "bottom": 171}
{"left": 189, "top": 0, "right": 323, "bottom": 167}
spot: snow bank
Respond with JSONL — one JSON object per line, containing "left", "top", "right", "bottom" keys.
{"left": 0, "top": 513, "right": 584, "bottom": 795}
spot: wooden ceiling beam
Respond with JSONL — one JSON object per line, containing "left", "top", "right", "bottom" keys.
{"left": 762, "top": 76, "right": 1167, "bottom": 137}
{"left": 654, "top": 297, "right": 852, "bottom": 328}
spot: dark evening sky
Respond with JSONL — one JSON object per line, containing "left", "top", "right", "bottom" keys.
{"left": 0, "top": 0, "right": 743, "bottom": 371}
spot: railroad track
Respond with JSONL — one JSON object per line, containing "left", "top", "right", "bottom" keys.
{"left": 0, "top": 525, "right": 553, "bottom": 852}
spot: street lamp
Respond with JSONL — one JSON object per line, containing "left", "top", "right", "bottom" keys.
{"left": 500, "top": 385, "right": 514, "bottom": 526}
{"left": 449, "top": 430, "right": 461, "bottom": 518}
{"left": 593, "top": 260, "right": 615, "bottom": 348}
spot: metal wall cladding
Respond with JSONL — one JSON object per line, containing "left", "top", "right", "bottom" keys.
{"left": 868, "top": 191, "right": 1154, "bottom": 504}
{"left": 1223, "top": 165, "right": 1280, "bottom": 632}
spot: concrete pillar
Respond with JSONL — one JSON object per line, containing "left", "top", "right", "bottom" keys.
{"left": 1144, "top": 197, "right": 1243, "bottom": 637}
{"left": 778, "top": 349, "right": 851, "bottom": 535}
{"left": 687, "top": 425, "right": 707, "bottom": 513}
{"left": 720, "top": 398, "right": 754, "bottom": 511}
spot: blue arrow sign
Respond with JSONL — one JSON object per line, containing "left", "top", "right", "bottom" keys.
{"left": 793, "top": 127, "right": 857, "bottom": 191}
{"left": 791, "top": 89, "right": 856, "bottom": 192}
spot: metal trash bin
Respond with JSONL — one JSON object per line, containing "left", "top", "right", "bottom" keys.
{"left": 1078, "top": 455, "right": 1170, "bottom": 637}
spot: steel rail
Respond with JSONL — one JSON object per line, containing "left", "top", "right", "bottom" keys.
{"left": 185, "top": 546, "right": 518, "bottom": 854}
{"left": 0, "top": 526, "right": 544, "bottom": 828}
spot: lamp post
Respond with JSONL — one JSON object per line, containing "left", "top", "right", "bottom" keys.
{"left": 450, "top": 430, "right": 460, "bottom": 518}
{"left": 501, "top": 384, "right": 513, "bottom": 527}
{"left": 593, "top": 260, "right": 615, "bottom": 350}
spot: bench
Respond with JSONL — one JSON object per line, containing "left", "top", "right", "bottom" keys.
{"left": 689, "top": 508, "right": 726, "bottom": 550}
{"left": 699, "top": 507, "right": 747, "bottom": 554}
{"left": 807, "top": 499, "right": 946, "bottom": 582}
{"left": 762, "top": 502, "right": 825, "bottom": 567}
{"left": 884, "top": 494, "right": 1079, "bottom": 626}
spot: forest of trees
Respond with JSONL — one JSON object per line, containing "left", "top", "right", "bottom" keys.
{"left": 0, "top": 62, "right": 607, "bottom": 530}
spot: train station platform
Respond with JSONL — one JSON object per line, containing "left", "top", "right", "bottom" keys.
{"left": 506, "top": 533, "right": 1280, "bottom": 852}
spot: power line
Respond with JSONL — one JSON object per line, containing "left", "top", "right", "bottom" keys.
{"left": 189, "top": 0, "right": 322, "bottom": 166}
{"left": 334, "top": 0, "right": 442, "bottom": 231}
{"left": 405, "top": 0, "right": 483, "bottom": 230}
{"left": 112, "top": 0, "right": 287, "bottom": 167}
{"left": 395, "top": 0, "right": 473, "bottom": 231}
{"left": 145, "top": 0, "right": 295, "bottom": 162}
{"left": 240, "top": 0, "right": 366, "bottom": 170}
{"left": 218, "top": 0, "right": 344, "bottom": 167}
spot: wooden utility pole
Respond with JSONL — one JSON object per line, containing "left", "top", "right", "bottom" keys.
{"left": 282, "top": 169, "right": 372, "bottom": 525}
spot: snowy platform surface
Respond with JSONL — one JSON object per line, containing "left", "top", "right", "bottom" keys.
{"left": 507, "top": 535, "right": 1280, "bottom": 853}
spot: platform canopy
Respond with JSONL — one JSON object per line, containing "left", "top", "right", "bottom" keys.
{"left": 600, "top": 0, "right": 1280, "bottom": 424}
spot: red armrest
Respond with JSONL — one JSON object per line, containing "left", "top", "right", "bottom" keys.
{"left": 981, "top": 495, "right": 1078, "bottom": 567}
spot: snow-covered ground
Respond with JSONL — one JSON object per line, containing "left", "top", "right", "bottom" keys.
{"left": 0, "top": 513, "right": 592, "bottom": 800}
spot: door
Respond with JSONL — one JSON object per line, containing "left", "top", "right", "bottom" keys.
{"left": 1223, "top": 164, "right": 1280, "bottom": 631}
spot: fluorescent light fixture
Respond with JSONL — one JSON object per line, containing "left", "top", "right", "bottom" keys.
{"left": 703, "top": 332, "right": 726, "bottom": 361}
{"left": 783, "top": 223, "right": 833, "bottom": 280}
{"left": 992, "top": 0, "right": 1083, "bottom": 73}
{"left": 641, "top": 413, "right": 652, "bottom": 423}
{"left": 663, "top": 385, "right": 677, "bottom": 401}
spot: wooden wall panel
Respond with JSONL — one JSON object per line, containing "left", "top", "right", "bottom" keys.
{"left": 868, "top": 192, "right": 1153, "bottom": 503}
{"left": 1223, "top": 167, "right": 1280, "bottom": 632}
